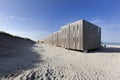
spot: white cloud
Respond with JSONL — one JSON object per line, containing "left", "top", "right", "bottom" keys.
{"left": 20, "top": 18, "right": 27, "bottom": 21}
{"left": 91, "top": 20, "right": 101, "bottom": 24}
{"left": 5, "top": 15, "right": 33, "bottom": 22}
{"left": 5, "top": 30, "right": 50, "bottom": 41}
{"left": 19, "top": 17, "right": 33, "bottom": 22}
{"left": 19, "top": 18, "right": 33, "bottom": 22}
{"left": 91, "top": 19, "right": 120, "bottom": 28}
{"left": 29, "top": 19, "right": 33, "bottom": 22}
{"left": 7, "top": 16, "right": 15, "bottom": 19}
{"left": 104, "top": 24, "right": 120, "bottom": 28}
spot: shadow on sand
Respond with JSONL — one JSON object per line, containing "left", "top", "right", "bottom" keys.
{"left": 90, "top": 47, "right": 120, "bottom": 53}
{"left": 0, "top": 35, "right": 46, "bottom": 77}
{"left": 67, "top": 46, "right": 120, "bottom": 53}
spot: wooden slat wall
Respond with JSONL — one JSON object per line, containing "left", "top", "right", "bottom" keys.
{"left": 66, "top": 25, "right": 70, "bottom": 49}
{"left": 57, "top": 30, "right": 62, "bottom": 47}
{"left": 43, "top": 19, "right": 101, "bottom": 51}
{"left": 83, "top": 20, "right": 101, "bottom": 50}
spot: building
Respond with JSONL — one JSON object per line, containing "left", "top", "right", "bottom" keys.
{"left": 44, "top": 19, "right": 101, "bottom": 52}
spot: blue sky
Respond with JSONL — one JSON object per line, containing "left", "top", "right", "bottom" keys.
{"left": 0, "top": 0, "right": 120, "bottom": 42}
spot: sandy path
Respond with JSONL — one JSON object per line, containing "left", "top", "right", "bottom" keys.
{"left": 1, "top": 43, "right": 120, "bottom": 80}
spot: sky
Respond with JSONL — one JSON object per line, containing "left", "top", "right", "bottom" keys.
{"left": 0, "top": 0, "right": 120, "bottom": 42}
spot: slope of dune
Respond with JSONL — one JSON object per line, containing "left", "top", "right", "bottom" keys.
{"left": 1, "top": 32, "right": 120, "bottom": 80}
{"left": 0, "top": 32, "right": 42, "bottom": 77}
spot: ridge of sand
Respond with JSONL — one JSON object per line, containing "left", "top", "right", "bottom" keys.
{"left": 0, "top": 32, "right": 42, "bottom": 78}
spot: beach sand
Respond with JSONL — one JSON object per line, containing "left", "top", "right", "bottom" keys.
{"left": 1, "top": 41, "right": 120, "bottom": 80}
{"left": 1, "top": 32, "right": 120, "bottom": 80}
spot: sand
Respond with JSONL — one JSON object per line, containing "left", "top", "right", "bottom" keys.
{"left": 0, "top": 42, "right": 120, "bottom": 80}
{"left": 0, "top": 32, "right": 42, "bottom": 79}
{"left": 1, "top": 32, "right": 120, "bottom": 80}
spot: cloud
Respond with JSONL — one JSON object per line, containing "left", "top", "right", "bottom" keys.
{"left": 103, "top": 24, "right": 120, "bottom": 28}
{"left": 20, "top": 18, "right": 27, "bottom": 21}
{"left": 6, "top": 30, "right": 50, "bottom": 41}
{"left": 5, "top": 15, "right": 33, "bottom": 22}
{"left": 7, "top": 16, "right": 15, "bottom": 19}
{"left": 19, "top": 17, "right": 33, "bottom": 22}
{"left": 91, "top": 20, "right": 101, "bottom": 24}
{"left": 19, "top": 18, "right": 33, "bottom": 22}
{"left": 91, "top": 19, "right": 120, "bottom": 28}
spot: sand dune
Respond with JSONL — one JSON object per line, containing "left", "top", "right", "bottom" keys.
{"left": 0, "top": 32, "right": 42, "bottom": 78}
{"left": 1, "top": 32, "right": 120, "bottom": 80}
